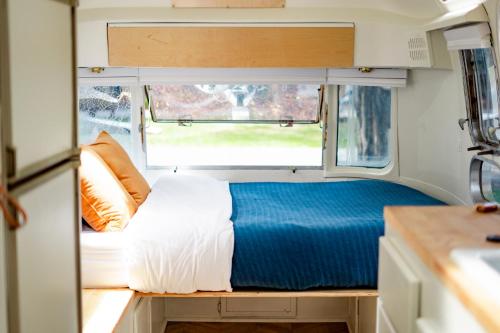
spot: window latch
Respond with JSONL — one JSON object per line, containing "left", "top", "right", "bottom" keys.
{"left": 477, "top": 149, "right": 495, "bottom": 156}
{"left": 178, "top": 119, "right": 193, "bottom": 127}
{"left": 279, "top": 119, "right": 294, "bottom": 127}
{"left": 467, "top": 146, "right": 483, "bottom": 152}
{"left": 458, "top": 118, "right": 469, "bottom": 131}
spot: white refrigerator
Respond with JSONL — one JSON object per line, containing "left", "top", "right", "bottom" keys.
{"left": 0, "top": 0, "right": 81, "bottom": 332}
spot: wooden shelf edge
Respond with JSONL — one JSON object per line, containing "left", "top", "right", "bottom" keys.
{"left": 136, "top": 289, "right": 378, "bottom": 298}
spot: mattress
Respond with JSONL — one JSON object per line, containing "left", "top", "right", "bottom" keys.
{"left": 229, "top": 180, "right": 445, "bottom": 290}
{"left": 80, "top": 225, "right": 128, "bottom": 288}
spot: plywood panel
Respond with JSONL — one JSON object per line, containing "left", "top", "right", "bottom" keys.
{"left": 172, "top": 0, "right": 285, "bottom": 8}
{"left": 138, "top": 289, "right": 377, "bottom": 298}
{"left": 108, "top": 26, "right": 354, "bottom": 68}
{"left": 82, "top": 289, "right": 136, "bottom": 333}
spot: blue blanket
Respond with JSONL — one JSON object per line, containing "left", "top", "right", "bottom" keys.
{"left": 229, "top": 180, "right": 444, "bottom": 290}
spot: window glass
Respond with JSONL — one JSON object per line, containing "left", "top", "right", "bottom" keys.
{"left": 144, "top": 84, "right": 323, "bottom": 167}
{"left": 147, "top": 84, "right": 320, "bottom": 123}
{"left": 480, "top": 159, "right": 500, "bottom": 203}
{"left": 337, "top": 85, "right": 392, "bottom": 168}
{"left": 472, "top": 48, "right": 500, "bottom": 144}
{"left": 78, "top": 86, "right": 132, "bottom": 153}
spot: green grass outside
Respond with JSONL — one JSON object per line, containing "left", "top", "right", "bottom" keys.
{"left": 147, "top": 123, "right": 324, "bottom": 148}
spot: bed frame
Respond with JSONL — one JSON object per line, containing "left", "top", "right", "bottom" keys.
{"left": 83, "top": 288, "right": 378, "bottom": 333}
{"left": 141, "top": 289, "right": 378, "bottom": 333}
{"left": 137, "top": 289, "right": 378, "bottom": 298}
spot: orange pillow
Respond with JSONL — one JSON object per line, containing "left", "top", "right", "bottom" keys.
{"left": 88, "top": 131, "right": 150, "bottom": 205}
{"left": 80, "top": 147, "right": 138, "bottom": 231}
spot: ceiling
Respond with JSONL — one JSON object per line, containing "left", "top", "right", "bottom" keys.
{"left": 77, "top": 0, "right": 484, "bottom": 19}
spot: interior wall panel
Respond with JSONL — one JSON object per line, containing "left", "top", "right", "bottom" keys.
{"left": 397, "top": 53, "right": 473, "bottom": 204}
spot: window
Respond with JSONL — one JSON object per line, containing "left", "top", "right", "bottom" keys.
{"left": 336, "top": 85, "right": 392, "bottom": 168}
{"left": 145, "top": 84, "right": 323, "bottom": 167}
{"left": 147, "top": 84, "right": 320, "bottom": 123}
{"left": 481, "top": 159, "right": 500, "bottom": 202}
{"left": 470, "top": 156, "right": 500, "bottom": 203}
{"left": 78, "top": 85, "right": 133, "bottom": 153}
{"left": 461, "top": 48, "right": 500, "bottom": 147}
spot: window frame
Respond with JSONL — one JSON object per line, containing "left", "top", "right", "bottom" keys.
{"left": 469, "top": 154, "right": 500, "bottom": 203}
{"left": 324, "top": 84, "right": 399, "bottom": 180}
{"left": 142, "top": 83, "right": 327, "bottom": 170}
{"left": 76, "top": 68, "right": 402, "bottom": 178}
{"left": 460, "top": 47, "right": 500, "bottom": 150}
{"left": 78, "top": 76, "right": 144, "bottom": 170}
{"left": 145, "top": 84, "right": 324, "bottom": 125}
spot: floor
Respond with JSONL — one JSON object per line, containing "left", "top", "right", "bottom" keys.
{"left": 165, "top": 322, "right": 350, "bottom": 333}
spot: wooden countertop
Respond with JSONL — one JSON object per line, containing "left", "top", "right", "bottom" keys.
{"left": 82, "top": 288, "right": 136, "bottom": 333}
{"left": 385, "top": 206, "right": 500, "bottom": 333}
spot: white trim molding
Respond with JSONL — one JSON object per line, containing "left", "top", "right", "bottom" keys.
{"left": 327, "top": 68, "right": 408, "bottom": 88}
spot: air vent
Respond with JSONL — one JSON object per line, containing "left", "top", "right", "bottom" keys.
{"left": 408, "top": 32, "right": 432, "bottom": 67}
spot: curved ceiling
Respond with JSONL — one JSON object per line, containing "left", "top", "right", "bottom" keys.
{"left": 78, "top": 0, "right": 451, "bottom": 19}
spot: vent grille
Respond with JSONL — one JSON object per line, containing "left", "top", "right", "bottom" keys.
{"left": 408, "top": 33, "right": 432, "bottom": 67}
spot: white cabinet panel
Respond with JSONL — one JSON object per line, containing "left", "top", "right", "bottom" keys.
{"left": 378, "top": 237, "right": 420, "bottom": 333}
{"left": 221, "top": 298, "right": 297, "bottom": 318}
{"left": 7, "top": 0, "right": 74, "bottom": 172}
{"left": 134, "top": 298, "right": 152, "bottom": 333}
{"left": 16, "top": 168, "right": 79, "bottom": 333}
{"left": 376, "top": 300, "right": 397, "bottom": 333}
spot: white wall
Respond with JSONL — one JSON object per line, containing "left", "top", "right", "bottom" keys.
{"left": 397, "top": 53, "right": 474, "bottom": 204}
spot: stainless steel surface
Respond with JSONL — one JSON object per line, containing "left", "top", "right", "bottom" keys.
{"left": 470, "top": 155, "right": 500, "bottom": 203}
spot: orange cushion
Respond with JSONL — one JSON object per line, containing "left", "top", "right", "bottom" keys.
{"left": 88, "top": 131, "right": 150, "bottom": 205}
{"left": 80, "top": 147, "right": 138, "bottom": 232}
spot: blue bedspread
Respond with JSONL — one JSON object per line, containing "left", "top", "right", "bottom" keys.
{"left": 229, "top": 180, "right": 444, "bottom": 290}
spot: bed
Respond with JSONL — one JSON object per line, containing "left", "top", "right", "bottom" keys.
{"left": 229, "top": 180, "right": 444, "bottom": 290}
{"left": 80, "top": 177, "right": 444, "bottom": 292}
{"left": 81, "top": 224, "right": 128, "bottom": 288}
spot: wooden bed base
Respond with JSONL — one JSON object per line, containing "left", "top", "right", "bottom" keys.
{"left": 83, "top": 288, "right": 378, "bottom": 333}
{"left": 136, "top": 289, "right": 378, "bottom": 298}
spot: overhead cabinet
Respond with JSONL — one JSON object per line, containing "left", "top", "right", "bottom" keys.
{"left": 107, "top": 24, "right": 355, "bottom": 68}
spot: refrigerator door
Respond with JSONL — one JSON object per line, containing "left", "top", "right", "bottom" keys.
{"left": 12, "top": 164, "right": 80, "bottom": 333}
{"left": 0, "top": 212, "right": 7, "bottom": 333}
{"left": 4, "top": 0, "right": 76, "bottom": 181}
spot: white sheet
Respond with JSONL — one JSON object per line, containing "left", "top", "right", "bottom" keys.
{"left": 80, "top": 228, "right": 128, "bottom": 288}
{"left": 124, "top": 175, "right": 234, "bottom": 294}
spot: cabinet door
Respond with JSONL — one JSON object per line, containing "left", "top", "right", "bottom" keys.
{"left": 5, "top": 0, "right": 75, "bottom": 176}
{"left": 378, "top": 237, "right": 420, "bottom": 333}
{"left": 14, "top": 167, "right": 80, "bottom": 333}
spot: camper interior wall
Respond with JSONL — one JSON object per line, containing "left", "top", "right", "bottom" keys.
{"left": 397, "top": 57, "right": 473, "bottom": 205}
{"left": 75, "top": 0, "right": 498, "bottom": 205}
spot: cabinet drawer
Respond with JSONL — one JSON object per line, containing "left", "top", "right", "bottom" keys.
{"left": 221, "top": 298, "right": 296, "bottom": 318}
{"left": 165, "top": 298, "right": 220, "bottom": 319}
{"left": 379, "top": 237, "right": 420, "bottom": 333}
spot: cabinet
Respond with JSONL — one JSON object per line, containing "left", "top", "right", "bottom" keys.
{"left": 377, "top": 225, "right": 487, "bottom": 333}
